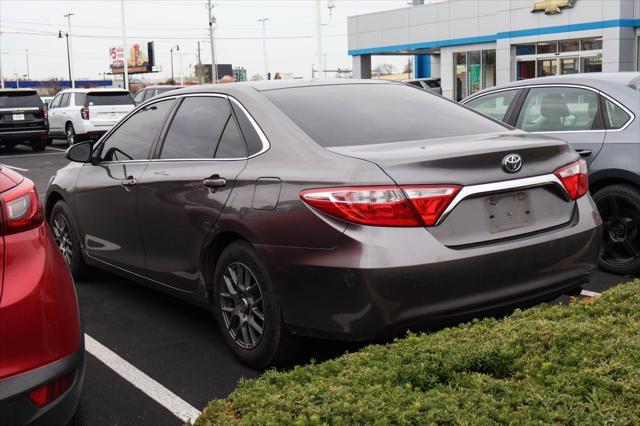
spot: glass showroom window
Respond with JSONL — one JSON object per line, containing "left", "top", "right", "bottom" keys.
{"left": 454, "top": 49, "right": 496, "bottom": 101}
{"left": 515, "top": 38, "right": 603, "bottom": 80}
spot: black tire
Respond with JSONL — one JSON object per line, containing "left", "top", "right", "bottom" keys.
{"left": 213, "top": 241, "right": 299, "bottom": 369}
{"left": 593, "top": 184, "right": 640, "bottom": 276}
{"left": 46, "top": 136, "right": 53, "bottom": 146}
{"left": 31, "top": 138, "right": 46, "bottom": 152}
{"left": 67, "top": 393, "right": 87, "bottom": 426}
{"left": 50, "top": 200, "right": 92, "bottom": 281}
{"left": 66, "top": 123, "right": 76, "bottom": 146}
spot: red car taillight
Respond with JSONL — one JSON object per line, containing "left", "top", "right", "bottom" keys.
{"left": 555, "top": 159, "right": 588, "bottom": 201}
{"left": 0, "top": 178, "right": 44, "bottom": 235}
{"left": 300, "top": 185, "right": 460, "bottom": 227}
{"left": 27, "top": 370, "right": 75, "bottom": 407}
{"left": 43, "top": 107, "right": 48, "bottom": 122}
{"left": 81, "top": 106, "right": 89, "bottom": 120}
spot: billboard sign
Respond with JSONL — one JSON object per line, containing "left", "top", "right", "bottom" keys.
{"left": 109, "top": 42, "right": 156, "bottom": 74}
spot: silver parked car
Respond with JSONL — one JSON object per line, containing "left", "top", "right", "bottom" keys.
{"left": 462, "top": 72, "right": 640, "bottom": 276}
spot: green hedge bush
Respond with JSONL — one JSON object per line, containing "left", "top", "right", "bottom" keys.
{"left": 195, "top": 281, "right": 640, "bottom": 425}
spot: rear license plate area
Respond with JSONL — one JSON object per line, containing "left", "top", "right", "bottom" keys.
{"left": 12, "top": 114, "right": 25, "bottom": 121}
{"left": 486, "top": 192, "right": 533, "bottom": 234}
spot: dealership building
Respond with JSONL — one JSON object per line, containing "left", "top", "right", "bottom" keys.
{"left": 348, "top": 0, "right": 640, "bottom": 100}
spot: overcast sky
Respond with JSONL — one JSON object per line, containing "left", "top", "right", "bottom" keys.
{"left": 0, "top": 0, "right": 411, "bottom": 82}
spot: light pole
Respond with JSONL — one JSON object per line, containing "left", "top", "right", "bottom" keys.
{"left": 170, "top": 45, "right": 179, "bottom": 82}
{"left": 25, "top": 49, "right": 29, "bottom": 80}
{"left": 58, "top": 30, "right": 72, "bottom": 88}
{"left": 257, "top": 18, "right": 270, "bottom": 79}
{"left": 63, "top": 13, "right": 75, "bottom": 88}
{"left": 207, "top": 0, "right": 218, "bottom": 83}
{"left": 120, "top": 0, "right": 129, "bottom": 91}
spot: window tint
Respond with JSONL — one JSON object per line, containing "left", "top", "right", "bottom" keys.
{"left": 100, "top": 100, "right": 173, "bottom": 161}
{"left": 133, "top": 91, "right": 145, "bottom": 104}
{"left": 143, "top": 89, "right": 156, "bottom": 101}
{"left": 265, "top": 84, "right": 507, "bottom": 147}
{"left": 0, "top": 91, "right": 43, "bottom": 108}
{"left": 215, "top": 116, "right": 247, "bottom": 158}
{"left": 231, "top": 101, "right": 263, "bottom": 156}
{"left": 60, "top": 93, "right": 71, "bottom": 108}
{"left": 75, "top": 93, "right": 86, "bottom": 107}
{"left": 603, "top": 98, "right": 631, "bottom": 129}
{"left": 87, "top": 92, "right": 134, "bottom": 106}
{"left": 516, "top": 87, "right": 602, "bottom": 132}
{"left": 160, "top": 97, "right": 231, "bottom": 159}
{"left": 465, "top": 90, "right": 518, "bottom": 122}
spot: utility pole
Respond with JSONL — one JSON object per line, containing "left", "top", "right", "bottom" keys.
{"left": 197, "top": 41, "right": 203, "bottom": 84}
{"left": 315, "top": 0, "right": 322, "bottom": 80}
{"left": 257, "top": 18, "right": 269, "bottom": 79}
{"left": 207, "top": 0, "right": 218, "bottom": 83}
{"left": 64, "top": 12, "right": 75, "bottom": 88}
{"left": 25, "top": 49, "right": 29, "bottom": 80}
{"left": 120, "top": 0, "right": 129, "bottom": 91}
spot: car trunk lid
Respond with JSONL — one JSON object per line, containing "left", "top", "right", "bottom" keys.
{"left": 0, "top": 168, "right": 23, "bottom": 300}
{"left": 86, "top": 91, "right": 134, "bottom": 126}
{"left": 327, "top": 132, "right": 580, "bottom": 246}
{"left": 0, "top": 91, "right": 46, "bottom": 133}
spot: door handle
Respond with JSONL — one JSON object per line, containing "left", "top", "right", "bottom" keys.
{"left": 576, "top": 149, "right": 592, "bottom": 157}
{"left": 203, "top": 176, "right": 227, "bottom": 188}
{"left": 121, "top": 176, "right": 137, "bottom": 187}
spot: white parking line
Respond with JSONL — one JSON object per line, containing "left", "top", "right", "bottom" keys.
{"left": 0, "top": 163, "right": 29, "bottom": 172}
{"left": 47, "top": 146, "right": 67, "bottom": 152}
{"left": 84, "top": 334, "right": 202, "bottom": 423}
{"left": 580, "top": 289, "right": 602, "bottom": 298}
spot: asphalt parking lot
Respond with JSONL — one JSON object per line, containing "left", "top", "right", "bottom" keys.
{"left": 0, "top": 142, "right": 631, "bottom": 425}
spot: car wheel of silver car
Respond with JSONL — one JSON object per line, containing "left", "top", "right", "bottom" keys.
{"left": 594, "top": 184, "right": 640, "bottom": 276}
{"left": 213, "top": 241, "right": 299, "bottom": 369}
{"left": 50, "top": 200, "right": 92, "bottom": 281}
{"left": 66, "top": 124, "right": 76, "bottom": 146}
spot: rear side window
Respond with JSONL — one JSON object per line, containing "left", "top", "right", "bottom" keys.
{"left": 0, "top": 91, "right": 43, "bottom": 108}
{"left": 100, "top": 99, "right": 173, "bottom": 161}
{"left": 603, "top": 98, "right": 631, "bottom": 129}
{"left": 160, "top": 97, "right": 232, "bottom": 159}
{"left": 75, "top": 93, "right": 87, "bottom": 107}
{"left": 515, "top": 87, "right": 603, "bottom": 132}
{"left": 215, "top": 116, "right": 247, "bottom": 158}
{"left": 264, "top": 84, "right": 507, "bottom": 147}
{"left": 231, "top": 101, "right": 263, "bottom": 156}
{"left": 87, "top": 92, "right": 134, "bottom": 106}
{"left": 465, "top": 90, "right": 518, "bottom": 122}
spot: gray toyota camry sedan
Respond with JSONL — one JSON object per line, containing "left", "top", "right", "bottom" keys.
{"left": 46, "top": 80, "right": 601, "bottom": 368}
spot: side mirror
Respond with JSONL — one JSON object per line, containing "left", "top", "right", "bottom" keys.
{"left": 66, "top": 141, "right": 93, "bottom": 163}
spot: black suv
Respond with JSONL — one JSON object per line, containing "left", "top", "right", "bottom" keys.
{"left": 0, "top": 89, "right": 48, "bottom": 151}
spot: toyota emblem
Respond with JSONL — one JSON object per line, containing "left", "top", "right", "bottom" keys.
{"left": 502, "top": 154, "right": 522, "bottom": 173}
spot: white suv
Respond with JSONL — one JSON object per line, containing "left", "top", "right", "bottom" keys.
{"left": 48, "top": 88, "right": 134, "bottom": 144}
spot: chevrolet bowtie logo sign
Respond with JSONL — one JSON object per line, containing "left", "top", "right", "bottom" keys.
{"left": 532, "top": 0, "right": 576, "bottom": 15}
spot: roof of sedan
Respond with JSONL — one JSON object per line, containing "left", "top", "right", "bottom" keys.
{"left": 163, "top": 79, "right": 392, "bottom": 96}
{"left": 468, "top": 72, "right": 640, "bottom": 98}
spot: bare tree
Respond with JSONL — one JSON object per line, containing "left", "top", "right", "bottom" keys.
{"left": 250, "top": 74, "right": 264, "bottom": 81}
{"left": 373, "top": 63, "right": 396, "bottom": 77}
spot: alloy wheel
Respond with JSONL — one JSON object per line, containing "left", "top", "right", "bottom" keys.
{"left": 66, "top": 126, "right": 75, "bottom": 145}
{"left": 597, "top": 194, "right": 640, "bottom": 270}
{"left": 219, "top": 262, "right": 265, "bottom": 350}
{"left": 52, "top": 213, "right": 73, "bottom": 267}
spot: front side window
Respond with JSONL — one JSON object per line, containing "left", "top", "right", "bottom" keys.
{"left": 465, "top": 90, "right": 518, "bottom": 122}
{"left": 160, "top": 96, "right": 236, "bottom": 159}
{"left": 100, "top": 100, "right": 173, "bottom": 161}
{"left": 603, "top": 98, "right": 631, "bottom": 130}
{"left": 516, "top": 87, "right": 602, "bottom": 133}
{"left": 49, "top": 94, "right": 62, "bottom": 109}
{"left": 60, "top": 93, "right": 71, "bottom": 108}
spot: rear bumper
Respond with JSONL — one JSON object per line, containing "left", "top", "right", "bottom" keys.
{"left": 262, "top": 195, "right": 602, "bottom": 340}
{"left": 77, "top": 120, "right": 116, "bottom": 137}
{"left": 0, "top": 348, "right": 85, "bottom": 425}
{"left": 0, "top": 129, "right": 48, "bottom": 144}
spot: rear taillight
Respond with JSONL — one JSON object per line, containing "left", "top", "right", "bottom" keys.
{"left": 300, "top": 185, "right": 460, "bottom": 227}
{"left": 0, "top": 178, "right": 44, "bottom": 235}
{"left": 555, "top": 159, "right": 588, "bottom": 201}
{"left": 81, "top": 106, "right": 89, "bottom": 120}
{"left": 43, "top": 107, "right": 48, "bottom": 122}
{"left": 27, "top": 370, "right": 75, "bottom": 407}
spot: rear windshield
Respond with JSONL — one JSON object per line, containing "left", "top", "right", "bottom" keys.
{"left": 87, "top": 92, "right": 134, "bottom": 106}
{"left": 0, "top": 91, "right": 43, "bottom": 108}
{"left": 264, "top": 84, "right": 507, "bottom": 147}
